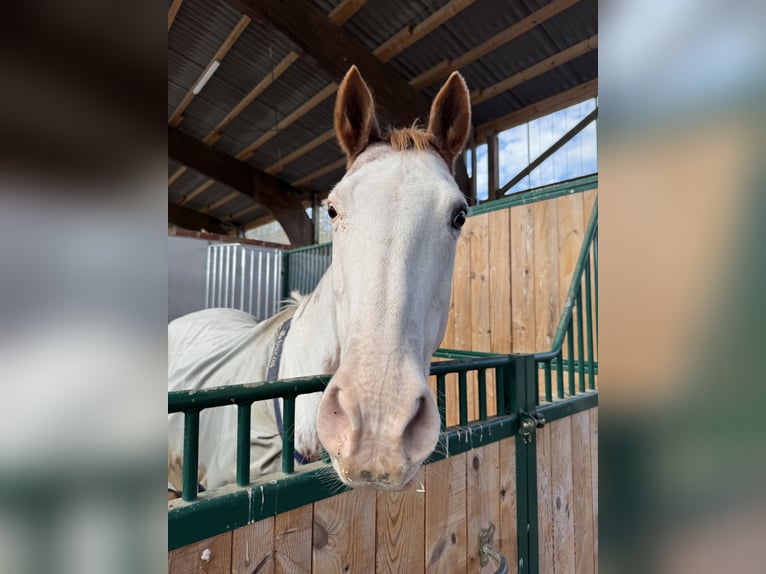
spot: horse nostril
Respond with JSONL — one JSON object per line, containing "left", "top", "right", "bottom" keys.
{"left": 402, "top": 393, "right": 440, "bottom": 463}
{"left": 360, "top": 470, "right": 373, "bottom": 481}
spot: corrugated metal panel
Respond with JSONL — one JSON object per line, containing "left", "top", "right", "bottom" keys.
{"left": 206, "top": 243, "right": 283, "bottom": 320}
{"left": 284, "top": 243, "right": 332, "bottom": 296}
{"left": 184, "top": 181, "right": 236, "bottom": 212}
{"left": 169, "top": 170, "right": 210, "bottom": 203}
{"left": 208, "top": 194, "right": 256, "bottom": 220}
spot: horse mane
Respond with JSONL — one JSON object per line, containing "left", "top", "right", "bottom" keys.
{"left": 386, "top": 125, "right": 436, "bottom": 153}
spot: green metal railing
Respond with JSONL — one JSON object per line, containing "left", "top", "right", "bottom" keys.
{"left": 535, "top": 200, "right": 598, "bottom": 404}
{"left": 282, "top": 241, "right": 332, "bottom": 298}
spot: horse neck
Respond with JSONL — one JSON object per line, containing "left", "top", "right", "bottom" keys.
{"left": 279, "top": 267, "right": 339, "bottom": 460}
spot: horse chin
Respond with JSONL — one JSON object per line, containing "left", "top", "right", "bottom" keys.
{"left": 329, "top": 456, "right": 421, "bottom": 491}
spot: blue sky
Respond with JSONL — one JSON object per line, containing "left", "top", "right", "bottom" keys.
{"left": 469, "top": 98, "right": 598, "bottom": 201}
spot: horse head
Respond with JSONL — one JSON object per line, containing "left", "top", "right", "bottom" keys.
{"left": 316, "top": 66, "right": 471, "bottom": 489}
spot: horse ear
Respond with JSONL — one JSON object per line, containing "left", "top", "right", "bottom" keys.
{"left": 335, "top": 66, "right": 380, "bottom": 162}
{"left": 427, "top": 72, "right": 471, "bottom": 171}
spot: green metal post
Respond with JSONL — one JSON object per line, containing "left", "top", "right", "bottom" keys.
{"left": 567, "top": 321, "right": 575, "bottom": 396}
{"left": 436, "top": 374, "right": 447, "bottom": 430}
{"left": 182, "top": 410, "right": 200, "bottom": 502}
{"left": 514, "top": 355, "right": 539, "bottom": 573}
{"left": 478, "top": 369, "right": 487, "bottom": 420}
{"left": 543, "top": 361, "right": 552, "bottom": 403}
{"left": 556, "top": 352, "right": 564, "bottom": 399}
{"left": 584, "top": 258, "right": 595, "bottom": 389}
{"left": 281, "top": 398, "right": 296, "bottom": 474}
{"left": 458, "top": 370, "right": 468, "bottom": 425}
{"left": 236, "top": 403, "right": 251, "bottom": 487}
{"left": 576, "top": 289, "right": 585, "bottom": 393}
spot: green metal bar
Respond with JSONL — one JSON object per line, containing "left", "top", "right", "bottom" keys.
{"left": 169, "top": 375, "right": 329, "bottom": 413}
{"left": 281, "top": 398, "right": 296, "bottom": 474}
{"left": 495, "top": 366, "right": 506, "bottom": 416}
{"left": 567, "top": 321, "right": 575, "bottom": 396}
{"left": 537, "top": 391, "right": 598, "bottom": 423}
{"left": 433, "top": 348, "right": 502, "bottom": 359}
{"left": 236, "top": 403, "right": 252, "bottom": 487}
{"left": 436, "top": 374, "right": 447, "bottom": 430}
{"left": 283, "top": 240, "right": 333, "bottom": 256}
{"left": 543, "top": 360, "right": 552, "bottom": 403}
{"left": 576, "top": 288, "right": 585, "bottom": 393}
{"left": 458, "top": 370, "right": 468, "bottom": 425}
{"left": 182, "top": 411, "right": 200, "bottom": 502}
{"left": 584, "top": 257, "right": 595, "bottom": 390}
{"left": 556, "top": 352, "right": 564, "bottom": 399}
{"left": 478, "top": 369, "right": 487, "bottom": 420}
{"left": 321, "top": 448, "right": 330, "bottom": 464}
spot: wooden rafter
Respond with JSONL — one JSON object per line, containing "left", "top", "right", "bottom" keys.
{"left": 227, "top": 0, "right": 431, "bottom": 126}
{"left": 327, "top": 0, "right": 368, "bottom": 24}
{"left": 168, "top": 15, "right": 251, "bottom": 128}
{"left": 168, "top": 0, "right": 185, "bottom": 32}
{"left": 474, "top": 79, "right": 598, "bottom": 144}
{"left": 373, "top": 0, "right": 475, "bottom": 62}
{"left": 168, "top": 127, "right": 313, "bottom": 245}
{"left": 470, "top": 34, "right": 597, "bottom": 106}
{"left": 179, "top": 179, "right": 215, "bottom": 206}
{"left": 292, "top": 158, "right": 346, "bottom": 187}
{"left": 201, "top": 191, "right": 240, "bottom": 214}
{"left": 223, "top": 203, "right": 260, "bottom": 222}
{"left": 169, "top": 201, "right": 228, "bottom": 235}
{"left": 265, "top": 129, "right": 335, "bottom": 175}
{"left": 410, "top": 0, "right": 580, "bottom": 90}
{"left": 168, "top": 166, "right": 186, "bottom": 186}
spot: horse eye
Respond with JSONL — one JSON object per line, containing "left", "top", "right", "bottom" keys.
{"left": 452, "top": 209, "right": 467, "bottom": 229}
{"left": 327, "top": 203, "right": 338, "bottom": 219}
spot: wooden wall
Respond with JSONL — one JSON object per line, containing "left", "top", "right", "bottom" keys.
{"left": 537, "top": 408, "right": 598, "bottom": 574}
{"left": 442, "top": 188, "right": 597, "bottom": 356}
{"left": 433, "top": 188, "right": 597, "bottom": 425}
{"left": 168, "top": 438, "right": 517, "bottom": 574}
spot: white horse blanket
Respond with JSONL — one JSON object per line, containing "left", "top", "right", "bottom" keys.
{"left": 168, "top": 307, "right": 296, "bottom": 491}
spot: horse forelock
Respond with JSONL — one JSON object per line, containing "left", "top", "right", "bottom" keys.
{"left": 386, "top": 126, "right": 436, "bottom": 153}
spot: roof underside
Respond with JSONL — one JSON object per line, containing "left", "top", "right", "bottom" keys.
{"left": 168, "top": 0, "right": 597, "bottom": 235}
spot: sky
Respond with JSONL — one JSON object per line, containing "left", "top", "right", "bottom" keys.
{"left": 469, "top": 97, "right": 598, "bottom": 201}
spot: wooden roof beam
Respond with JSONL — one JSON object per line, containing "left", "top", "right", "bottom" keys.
{"left": 470, "top": 34, "right": 597, "bottom": 105}
{"left": 168, "top": 0, "right": 185, "bottom": 31}
{"left": 168, "top": 127, "right": 313, "bottom": 245}
{"left": 227, "top": 0, "right": 431, "bottom": 126}
{"left": 411, "top": 0, "right": 580, "bottom": 90}
{"left": 474, "top": 79, "right": 598, "bottom": 144}
{"left": 169, "top": 201, "right": 229, "bottom": 235}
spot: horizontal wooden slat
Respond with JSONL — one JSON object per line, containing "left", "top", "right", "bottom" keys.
{"left": 291, "top": 157, "right": 345, "bottom": 187}
{"left": 167, "top": 0, "right": 184, "bottom": 32}
{"left": 265, "top": 129, "right": 335, "bottom": 175}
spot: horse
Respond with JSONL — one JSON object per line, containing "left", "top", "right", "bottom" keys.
{"left": 168, "top": 65, "right": 471, "bottom": 492}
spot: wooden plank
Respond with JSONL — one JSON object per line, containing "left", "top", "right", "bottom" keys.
{"left": 168, "top": 0, "right": 185, "bottom": 32}
{"left": 466, "top": 442, "right": 501, "bottom": 573}
{"left": 274, "top": 503, "right": 313, "bottom": 574}
{"left": 204, "top": 52, "right": 300, "bottom": 146}
{"left": 328, "top": 0, "right": 368, "bottom": 25}
{"left": 168, "top": 127, "right": 313, "bottom": 245}
{"left": 582, "top": 189, "right": 597, "bottom": 228}
{"left": 410, "top": 0, "right": 580, "bottom": 90}
{"left": 168, "top": 531, "right": 232, "bottom": 574}
{"left": 550, "top": 418, "right": 576, "bottom": 573}
{"left": 223, "top": 203, "right": 260, "bottom": 223}
{"left": 291, "top": 157, "right": 345, "bottom": 188}
{"left": 179, "top": 179, "right": 215, "bottom": 206}
{"left": 425, "top": 454, "right": 468, "bottom": 573}
{"left": 570, "top": 410, "right": 594, "bottom": 574}
{"left": 488, "top": 208, "right": 511, "bottom": 356}
{"left": 536, "top": 424, "right": 554, "bottom": 573}
{"left": 202, "top": 191, "right": 240, "bottom": 214}
{"left": 470, "top": 213, "right": 490, "bottom": 421}
{"left": 556, "top": 193, "right": 585, "bottom": 365}
{"left": 498, "top": 437, "right": 517, "bottom": 572}
{"left": 510, "top": 204, "right": 536, "bottom": 353}
{"left": 237, "top": 83, "right": 339, "bottom": 161}
{"left": 229, "top": 0, "right": 430, "bottom": 127}
{"left": 169, "top": 166, "right": 187, "bottom": 186}
{"left": 313, "top": 488, "right": 376, "bottom": 573}
{"left": 168, "top": 15, "right": 251, "bottom": 127}
{"left": 475, "top": 80, "right": 598, "bottom": 144}
{"left": 376, "top": 468, "right": 426, "bottom": 573}
{"left": 266, "top": 129, "right": 336, "bottom": 175}
{"left": 232, "top": 517, "right": 274, "bottom": 574}
{"left": 533, "top": 198, "right": 560, "bottom": 352}
{"left": 590, "top": 408, "right": 599, "bottom": 573}
{"left": 373, "top": 0, "right": 476, "bottom": 63}
{"left": 471, "top": 35, "right": 598, "bottom": 106}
